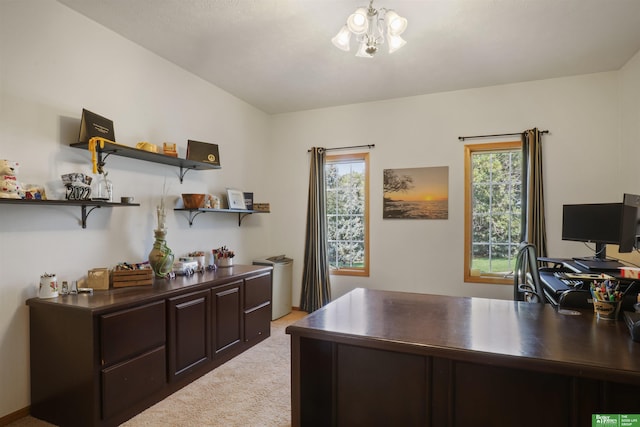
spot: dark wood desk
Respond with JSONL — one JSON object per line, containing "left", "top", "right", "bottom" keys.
{"left": 286, "top": 288, "right": 640, "bottom": 427}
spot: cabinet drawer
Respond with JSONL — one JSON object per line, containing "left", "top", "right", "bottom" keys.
{"left": 244, "top": 303, "right": 271, "bottom": 342}
{"left": 245, "top": 273, "right": 272, "bottom": 309}
{"left": 101, "top": 300, "right": 166, "bottom": 366}
{"left": 101, "top": 346, "right": 166, "bottom": 420}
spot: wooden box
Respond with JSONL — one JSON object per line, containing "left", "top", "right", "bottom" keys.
{"left": 111, "top": 269, "right": 153, "bottom": 288}
{"left": 253, "top": 203, "right": 270, "bottom": 213}
{"left": 87, "top": 268, "right": 110, "bottom": 290}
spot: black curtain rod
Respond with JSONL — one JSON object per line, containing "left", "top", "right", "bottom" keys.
{"left": 308, "top": 144, "right": 375, "bottom": 152}
{"left": 458, "top": 130, "right": 549, "bottom": 141}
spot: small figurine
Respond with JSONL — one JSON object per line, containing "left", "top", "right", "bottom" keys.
{"left": 0, "top": 159, "right": 24, "bottom": 199}
{"left": 163, "top": 142, "right": 178, "bottom": 157}
{"left": 204, "top": 194, "right": 220, "bottom": 209}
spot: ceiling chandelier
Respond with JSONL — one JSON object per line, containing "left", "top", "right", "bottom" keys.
{"left": 331, "top": 0, "right": 408, "bottom": 58}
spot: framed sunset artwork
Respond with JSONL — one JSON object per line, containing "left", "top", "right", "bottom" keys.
{"left": 383, "top": 166, "right": 449, "bottom": 219}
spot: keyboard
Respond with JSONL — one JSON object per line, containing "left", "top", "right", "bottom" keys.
{"left": 541, "top": 271, "right": 572, "bottom": 294}
{"left": 554, "top": 271, "right": 613, "bottom": 281}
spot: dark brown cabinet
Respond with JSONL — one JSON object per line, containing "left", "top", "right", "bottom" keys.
{"left": 212, "top": 281, "right": 243, "bottom": 357}
{"left": 244, "top": 272, "right": 272, "bottom": 342}
{"left": 167, "top": 290, "right": 211, "bottom": 382}
{"left": 100, "top": 301, "right": 166, "bottom": 420}
{"left": 28, "top": 265, "right": 272, "bottom": 427}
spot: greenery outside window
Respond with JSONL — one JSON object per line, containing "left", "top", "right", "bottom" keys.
{"left": 464, "top": 141, "right": 522, "bottom": 284}
{"left": 326, "top": 153, "right": 369, "bottom": 276}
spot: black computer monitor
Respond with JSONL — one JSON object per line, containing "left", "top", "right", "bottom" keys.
{"left": 620, "top": 193, "right": 640, "bottom": 252}
{"left": 561, "top": 193, "right": 640, "bottom": 262}
{"left": 562, "top": 203, "right": 623, "bottom": 261}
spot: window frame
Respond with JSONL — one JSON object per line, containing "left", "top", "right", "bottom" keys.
{"left": 464, "top": 141, "right": 522, "bottom": 285}
{"left": 325, "top": 152, "right": 370, "bottom": 277}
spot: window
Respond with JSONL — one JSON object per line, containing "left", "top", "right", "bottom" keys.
{"left": 464, "top": 142, "right": 522, "bottom": 284}
{"left": 325, "top": 153, "right": 369, "bottom": 276}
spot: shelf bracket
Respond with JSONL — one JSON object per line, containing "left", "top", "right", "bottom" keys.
{"left": 186, "top": 210, "right": 205, "bottom": 227}
{"left": 81, "top": 205, "right": 101, "bottom": 229}
{"left": 178, "top": 167, "right": 193, "bottom": 184}
{"left": 238, "top": 212, "right": 252, "bottom": 226}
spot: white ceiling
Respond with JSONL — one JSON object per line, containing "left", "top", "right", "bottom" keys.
{"left": 57, "top": 0, "right": 640, "bottom": 115}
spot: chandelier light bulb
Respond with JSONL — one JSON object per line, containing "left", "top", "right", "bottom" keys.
{"left": 347, "top": 8, "right": 369, "bottom": 34}
{"left": 385, "top": 10, "right": 408, "bottom": 36}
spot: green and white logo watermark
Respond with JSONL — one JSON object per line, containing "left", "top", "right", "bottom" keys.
{"left": 593, "top": 414, "right": 640, "bottom": 426}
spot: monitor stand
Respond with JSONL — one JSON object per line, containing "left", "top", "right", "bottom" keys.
{"left": 572, "top": 257, "right": 624, "bottom": 271}
{"left": 572, "top": 242, "right": 624, "bottom": 271}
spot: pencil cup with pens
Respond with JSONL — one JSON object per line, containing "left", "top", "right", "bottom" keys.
{"left": 590, "top": 279, "right": 622, "bottom": 320}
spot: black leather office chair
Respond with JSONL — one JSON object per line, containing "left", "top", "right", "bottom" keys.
{"left": 513, "top": 242, "right": 546, "bottom": 303}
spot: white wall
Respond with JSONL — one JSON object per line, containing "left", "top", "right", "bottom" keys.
{"left": 620, "top": 49, "right": 640, "bottom": 190}
{"left": 270, "top": 72, "right": 628, "bottom": 305}
{"left": 0, "top": 0, "right": 272, "bottom": 417}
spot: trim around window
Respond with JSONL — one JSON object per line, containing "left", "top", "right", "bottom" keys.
{"left": 464, "top": 141, "right": 522, "bottom": 285}
{"left": 326, "top": 153, "right": 370, "bottom": 277}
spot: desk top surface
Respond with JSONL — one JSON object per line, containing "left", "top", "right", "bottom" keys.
{"left": 287, "top": 288, "right": 640, "bottom": 385}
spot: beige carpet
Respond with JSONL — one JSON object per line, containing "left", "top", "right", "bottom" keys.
{"left": 9, "top": 310, "right": 307, "bottom": 427}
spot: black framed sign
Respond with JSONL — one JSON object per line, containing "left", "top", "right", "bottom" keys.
{"left": 78, "top": 109, "right": 115, "bottom": 143}
{"left": 186, "top": 140, "right": 221, "bottom": 166}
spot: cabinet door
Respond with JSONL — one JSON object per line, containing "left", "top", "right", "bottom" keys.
{"left": 101, "top": 300, "right": 166, "bottom": 367}
{"left": 167, "top": 289, "right": 211, "bottom": 381}
{"left": 212, "top": 280, "right": 242, "bottom": 357}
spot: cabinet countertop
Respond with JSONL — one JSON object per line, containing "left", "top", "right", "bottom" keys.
{"left": 27, "top": 264, "right": 272, "bottom": 312}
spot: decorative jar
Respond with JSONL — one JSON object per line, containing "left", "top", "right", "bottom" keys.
{"left": 148, "top": 228, "right": 174, "bottom": 277}
{"left": 39, "top": 273, "right": 58, "bottom": 299}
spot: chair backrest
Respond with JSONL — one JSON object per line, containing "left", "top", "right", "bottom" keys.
{"left": 513, "top": 242, "right": 546, "bottom": 303}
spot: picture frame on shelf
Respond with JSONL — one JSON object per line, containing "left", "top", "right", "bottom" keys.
{"left": 226, "top": 189, "right": 246, "bottom": 210}
{"left": 243, "top": 192, "right": 254, "bottom": 210}
{"left": 186, "top": 140, "right": 220, "bottom": 166}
